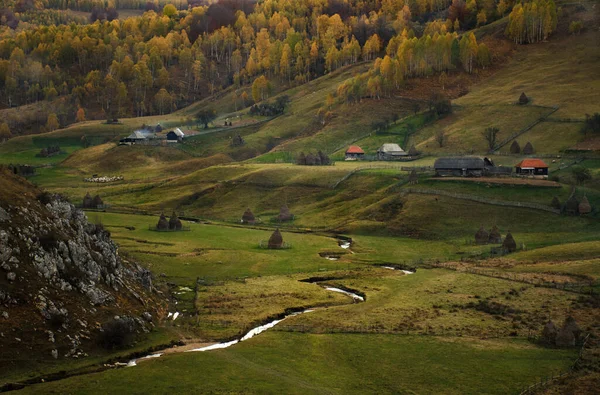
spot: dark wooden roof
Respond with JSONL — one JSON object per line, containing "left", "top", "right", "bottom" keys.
{"left": 434, "top": 157, "right": 485, "bottom": 169}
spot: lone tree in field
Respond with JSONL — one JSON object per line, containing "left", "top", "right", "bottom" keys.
{"left": 268, "top": 228, "right": 284, "bottom": 249}
{"left": 510, "top": 140, "right": 521, "bottom": 154}
{"left": 522, "top": 141, "right": 534, "bottom": 155}
{"left": 502, "top": 231, "right": 517, "bottom": 253}
{"left": 518, "top": 92, "right": 529, "bottom": 105}
{"left": 571, "top": 166, "right": 592, "bottom": 185}
{"left": 482, "top": 127, "right": 500, "bottom": 151}
{"left": 157, "top": 213, "right": 169, "bottom": 230}
{"left": 581, "top": 113, "right": 600, "bottom": 136}
{"left": 435, "top": 130, "right": 446, "bottom": 148}
{"left": 0, "top": 123, "right": 12, "bottom": 142}
{"left": 196, "top": 109, "right": 217, "bottom": 129}
{"left": 230, "top": 134, "right": 245, "bottom": 147}
{"left": 474, "top": 226, "right": 489, "bottom": 245}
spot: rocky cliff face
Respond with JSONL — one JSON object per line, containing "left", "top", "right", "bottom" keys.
{"left": 0, "top": 169, "right": 162, "bottom": 371}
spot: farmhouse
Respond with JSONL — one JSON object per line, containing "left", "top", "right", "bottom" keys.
{"left": 514, "top": 159, "right": 548, "bottom": 177}
{"left": 345, "top": 145, "right": 365, "bottom": 160}
{"left": 434, "top": 157, "right": 491, "bottom": 177}
{"left": 167, "top": 128, "right": 185, "bottom": 143}
{"left": 377, "top": 143, "right": 408, "bottom": 160}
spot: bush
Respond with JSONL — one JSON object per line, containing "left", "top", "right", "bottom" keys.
{"left": 98, "top": 317, "right": 136, "bottom": 350}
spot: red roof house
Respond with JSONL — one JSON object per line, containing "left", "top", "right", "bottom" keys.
{"left": 515, "top": 159, "right": 549, "bottom": 177}
{"left": 345, "top": 145, "right": 365, "bottom": 160}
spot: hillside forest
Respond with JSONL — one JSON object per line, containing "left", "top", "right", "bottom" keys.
{"left": 0, "top": 0, "right": 558, "bottom": 137}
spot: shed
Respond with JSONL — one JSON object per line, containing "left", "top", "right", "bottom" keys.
{"left": 434, "top": 157, "right": 487, "bottom": 177}
{"left": 515, "top": 159, "right": 548, "bottom": 177}
{"left": 345, "top": 145, "right": 365, "bottom": 160}
{"left": 166, "top": 128, "right": 185, "bottom": 142}
{"left": 268, "top": 228, "right": 284, "bottom": 249}
{"left": 377, "top": 143, "right": 408, "bottom": 160}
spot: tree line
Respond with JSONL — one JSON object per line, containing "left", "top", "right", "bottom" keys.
{"left": 0, "top": 0, "right": 559, "bottom": 137}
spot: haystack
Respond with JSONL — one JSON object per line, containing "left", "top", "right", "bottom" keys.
{"left": 556, "top": 326, "right": 576, "bottom": 347}
{"left": 83, "top": 193, "right": 93, "bottom": 208}
{"left": 541, "top": 321, "right": 557, "bottom": 345}
{"left": 169, "top": 212, "right": 182, "bottom": 230}
{"left": 278, "top": 205, "right": 293, "bottom": 222}
{"left": 551, "top": 196, "right": 561, "bottom": 210}
{"left": 268, "top": 228, "right": 283, "bottom": 249}
{"left": 578, "top": 196, "right": 592, "bottom": 215}
{"left": 502, "top": 231, "right": 517, "bottom": 253}
{"left": 408, "top": 145, "right": 419, "bottom": 156}
{"left": 522, "top": 142, "right": 534, "bottom": 155}
{"left": 474, "top": 226, "right": 489, "bottom": 245}
{"left": 92, "top": 195, "right": 103, "bottom": 208}
{"left": 518, "top": 92, "right": 529, "bottom": 105}
{"left": 242, "top": 208, "right": 255, "bottom": 224}
{"left": 562, "top": 316, "right": 581, "bottom": 341}
{"left": 157, "top": 213, "right": 169, "bottom": 230}
{"left": 565, "top": 196, "right": 579, "bottom": 215}
{"left": 509, "top": 141, "right": 521, "bottom": 154}
{"left": 488, "top": 225, "right": 502, "bottom": 244}
{"left": 408, "top": 169, "right": 419, "bottom": 184}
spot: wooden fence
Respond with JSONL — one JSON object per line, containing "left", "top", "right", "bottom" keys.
{"left": 519, "top": 333, "right": 592, "bottom": 395}
{"left": 428, "top": 262, "right": 597, "bottom": 295}
{"left": 492, "top": 105, "right": 559, "bottom": 152}
{"left": 400, "top": 188, "right": 561, "bottom": 214}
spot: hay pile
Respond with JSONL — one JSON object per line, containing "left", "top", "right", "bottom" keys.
{"left": 510, "top": 141, "right": 521, "bottom": 154}
{"left": 268, "top": 228, "right": 284, "bottom": 249}
{"left": 488, "top": 225, "right": 502, "bottom": 244}
{"left": 242, "top": 208, "right": 255, "bottom": 224}
{"left": 474, "top": 226, "right": 489, "bottom": 245}
{"left": 278, "top": 205, "right": 293, "bottom": 222}
{"left": 578, "top": 196, "right": 592, "bottom": 215}
{"left": 502, "top": 231, "right": 517, "bottom": 253}
{"left": 157, "top": 213, "right": 169, "bottom": 230}
{"left": 522, "top": 142, "right": 534, "bottom": 155}
{"left": 169, "top": 212, "right": 182, "bottom": 230}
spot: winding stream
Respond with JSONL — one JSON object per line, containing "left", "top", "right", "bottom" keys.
{"left": 125, "top": 287, "right": 363, "bottom": 366}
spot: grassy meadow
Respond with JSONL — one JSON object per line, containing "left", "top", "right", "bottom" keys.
{"left": 20, "top": 332, "right": 577, "bottom": 395}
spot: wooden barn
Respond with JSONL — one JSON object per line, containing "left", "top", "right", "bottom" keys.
{"left": 167, "top": 128, "right": 185, "bottom": 143}
{"left": 377, "top": 144, "right": 408, "bottom": 160}
{"left": 345, "top": 145, "right": 365, "bottom": 160}
{"left": 434, "top": 157, "right": 492, "bottom": 177}
{"left": 514, "top": 159, "right": 548, "bottom": 178}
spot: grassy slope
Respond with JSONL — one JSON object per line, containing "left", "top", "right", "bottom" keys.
{"left": 413, "top": 30, "right": 600, "bottom": 155}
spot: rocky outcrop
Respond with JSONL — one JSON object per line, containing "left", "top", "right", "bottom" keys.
{"left": 0, "top": 168, "right": 162, "bottom": 367}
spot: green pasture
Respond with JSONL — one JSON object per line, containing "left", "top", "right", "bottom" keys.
{"left": 21, "top": 333, "right": 576, "bottom": 395}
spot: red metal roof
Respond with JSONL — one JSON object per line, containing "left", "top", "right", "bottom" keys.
{"left": 346, "top": 145, "right": 365, "bottom": 154}
{"left": 515, "top": 159, "right": 548, "bottom": 168}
